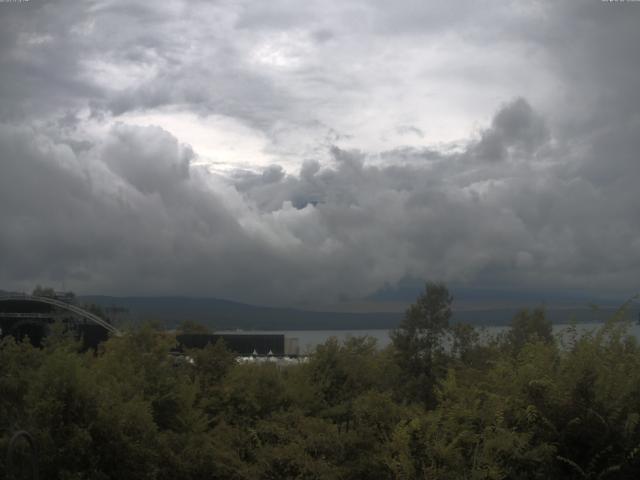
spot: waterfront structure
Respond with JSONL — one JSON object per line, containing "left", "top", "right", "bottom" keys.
{"left": 0, "top": 293, "right": 120, "bottom": 349}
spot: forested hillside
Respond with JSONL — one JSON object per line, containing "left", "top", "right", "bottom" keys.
{"left": 79, "top": 293, "right": 630, "bottom": 330}
{"left": 2, "top": 285, "right": 640, "bottom": 479}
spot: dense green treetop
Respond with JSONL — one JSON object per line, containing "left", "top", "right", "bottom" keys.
{"left": 2, "top": 287, "right": 640, "bottom": 479}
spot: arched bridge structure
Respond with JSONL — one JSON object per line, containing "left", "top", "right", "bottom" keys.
{"left": 0, "top": 294, "right": 121, "bottom": 346}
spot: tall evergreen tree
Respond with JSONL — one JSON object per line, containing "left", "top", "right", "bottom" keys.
{"left": 391, "top": 282, "right": 452, "bottom": 407}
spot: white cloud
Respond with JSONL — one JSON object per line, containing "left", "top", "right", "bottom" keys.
{"left": 119, "top": 110, "right": 278, "bottom": 171}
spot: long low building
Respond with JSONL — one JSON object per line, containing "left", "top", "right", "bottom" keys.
{"left": 176, "top": 333, "right": 299, "bottom": 356}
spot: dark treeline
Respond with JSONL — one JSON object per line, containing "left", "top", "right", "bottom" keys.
{"left": 2, "top": 283, "right": 640, "bottom": 479}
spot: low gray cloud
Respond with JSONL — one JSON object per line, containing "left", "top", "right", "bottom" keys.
{"left": 396, "top": 126, "right": 424, "bottom": 138}
{"left": 1, "top": 97, "right": 639, "bottom": 306}
{"left": 472, "top": 97, "right": 549, "bottom": 162}
{"left": 0, "top": 1, "right": 639, "bottom": 306}
{"left": 102, "top": 124, "right": 192, "bottom": 195}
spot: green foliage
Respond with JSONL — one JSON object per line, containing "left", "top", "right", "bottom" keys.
{"left": 2, "top": 292, "right": 640, "bottom": 479}
{"left": 503, "top": 307, "right": 553, "bottom": 354}
{"left": 178, "top": 319, "right": 212, "bottom": 334}
{"left": 391, "top": 282, "right": 453, "bottom": 407}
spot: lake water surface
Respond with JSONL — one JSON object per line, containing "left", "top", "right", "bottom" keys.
{"left": 219, "top": 322, "right": 640, "bottom": 354}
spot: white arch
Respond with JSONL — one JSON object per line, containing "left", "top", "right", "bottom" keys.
{"left": 0, "top": 293, "right": 121, "bottom": 336}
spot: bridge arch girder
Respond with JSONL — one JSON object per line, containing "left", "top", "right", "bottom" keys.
{"left": 0, "top": 294, "right": 121, "bottom": 337}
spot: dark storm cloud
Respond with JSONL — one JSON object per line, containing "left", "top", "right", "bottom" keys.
{"left": 0, "top": 123, "right": 276, "bottom": 301}
{"left": 0, "top": 2, "right": 96, "bottom": 121}
{"left": 0, "top": 1, "right": 639, "bottom": 305}
{"left": 102, "top": 124, "right": 192, "bottom": 195}
{"left": 0, "top": 96, "right": 639, "bottom": 305}
{"left": 471, "top": 97, "right": 549, "bottom": 162}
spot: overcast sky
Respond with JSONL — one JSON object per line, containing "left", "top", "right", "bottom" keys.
{"left": 1, "top": 1, "right": 639, "bottom": 307}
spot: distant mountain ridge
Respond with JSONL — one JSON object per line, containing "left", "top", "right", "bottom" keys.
{"left": 3, "top": 288, "right": 634, "bottom": 330}
{"left": 77, "top": 294, "right": 637, "bottom": 330}
{"left": 79, "top": 295, "right": 401, "bottom": 330}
